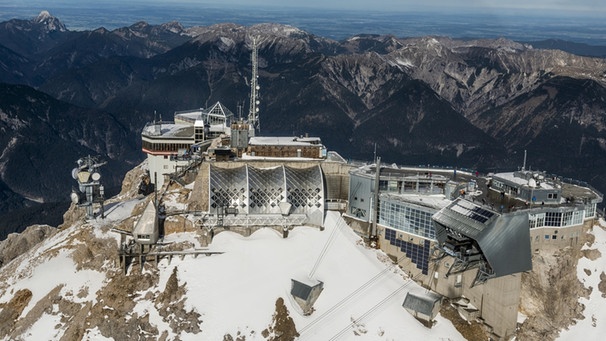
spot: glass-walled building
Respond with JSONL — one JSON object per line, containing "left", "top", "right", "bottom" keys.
{"left": 378, "top": 193, "right": 447, "bottom": 240}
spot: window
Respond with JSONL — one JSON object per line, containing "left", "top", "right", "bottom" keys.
{"left": 585, "top": 204, "right": 596, "bottom": 218}
{"left": 378, "top": 200, "right": 436, "bottom": 239}
{"left": 545, "top": 212, "right": 562, "bottom": 227}
{"left": 572, "top": 210, "right": 584, "bottom": 225}
{"left": 455, "top": 274, "right": 462, "bottom": 287}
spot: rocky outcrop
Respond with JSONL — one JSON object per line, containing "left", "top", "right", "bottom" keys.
{"left": 0, "top": 224, "right": 55, "bottom": 268}
{"left": 518, "top": 244, "right": 591, "bottom": 340}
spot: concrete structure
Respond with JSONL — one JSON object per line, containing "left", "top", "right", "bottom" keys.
{"left": 141, "top": 102, "right": 233, "bottom": 189}
{"left": 188, "top": 160, "right": 341, "bottom": 234}
{"left": 246, "top": 136, "right": 327, "bottom": 159}
{"left": 207, "top": 163, "right": 325, "bottom": 227}
{"left": 343, "top": 163, "right": 602, "bottom": 339}
{"left": 488, "top": 170, "right": 602, "bottom": 251}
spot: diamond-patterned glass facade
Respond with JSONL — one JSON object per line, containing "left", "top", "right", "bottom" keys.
{"left": 209, "top": 165, "right": 248, "bottom": 212}
{"left": 285, "top": 166, "right": 324, "bottom": 214}
{"left": 209, "top": 164, "right": 324, "bottom": 226}
{"left": 248, "top": 166, "right": 285, "bottom": 214}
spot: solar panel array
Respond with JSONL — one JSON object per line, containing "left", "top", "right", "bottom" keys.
{"left": 450, "top": 200, "right": 495, "bottom": 224}
{"left": 384, "top": 228, "right": 431, "bottom": 275}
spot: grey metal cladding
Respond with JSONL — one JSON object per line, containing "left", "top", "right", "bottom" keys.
{"left": 433, "top": 199, "right": 532, "bottom": 277}
{"left": 290, "top": 280, "right": 313, "bottom": 300}
{"left": 478, "top": 211, "right": 532, "bottom": 276}
{"left": 402, "top": 292, "right": 440, "bottom": 317}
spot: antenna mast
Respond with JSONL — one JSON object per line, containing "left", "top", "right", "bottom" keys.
{"left": 248, "top": 37, "right": 260, "bottom": 133}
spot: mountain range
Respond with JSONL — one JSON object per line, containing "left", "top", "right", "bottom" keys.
{"left": 1, "top": 12, "right": 605, "bottom": 236}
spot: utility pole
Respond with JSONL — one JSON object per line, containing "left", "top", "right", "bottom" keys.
{"left": 248, "top": 36, "right": 260, "bottom": 134}
{"left": 370, "top": 156, "right": 381, "bottom": 247}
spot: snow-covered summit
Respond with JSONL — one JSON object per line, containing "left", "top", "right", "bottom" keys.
{"left": 33, "top": 10, "right": 66, "bottom": 32}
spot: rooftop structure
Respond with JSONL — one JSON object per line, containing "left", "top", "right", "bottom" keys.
{"left": 244, "top": 136, "right": 327, "bottom": 159}
{"left": 488, "top": 169, "right": 602, "bottom": 209}
{"left": 141, "top": 101, "right": 233, "bottom": 188}
{"left": 433, "top": 198, "right": 532, "bottom": 286}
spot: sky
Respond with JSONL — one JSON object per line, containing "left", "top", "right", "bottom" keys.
{"left": 156, "top": 0, "right": 604, "bottom": 15}
{"left": 5, "top": 0, "right": 605, "bottom": 15}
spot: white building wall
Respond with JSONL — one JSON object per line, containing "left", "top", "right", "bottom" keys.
{"left": 147, "top": 154, "right": 189, "bottom": 189}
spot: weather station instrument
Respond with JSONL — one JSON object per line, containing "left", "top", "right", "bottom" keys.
{"left": 70, "top": 155, "right": 106, "bottom": 219}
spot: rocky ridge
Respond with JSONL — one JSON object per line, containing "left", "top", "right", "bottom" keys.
{"left": 1, "top": 12, "right": 606, "bottom": 238}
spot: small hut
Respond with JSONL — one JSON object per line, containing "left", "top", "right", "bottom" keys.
{"left": 402, "top": 291, "right": 442, "bottom": 327}
{"left": 290, "top": 278, "right": 324, "bottom": 315}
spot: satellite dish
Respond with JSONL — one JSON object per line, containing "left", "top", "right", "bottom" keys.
{"left": 71, "top": 168, "right": 79, "bottom": 180}
{"left": 92, "top": 172, "right": 101, "bottom": 181}
{"left": 70, "top": 192, "right": 79, "bottom": 204}
{"left": 528, "top": 178, "right": 537, "bottom": 187}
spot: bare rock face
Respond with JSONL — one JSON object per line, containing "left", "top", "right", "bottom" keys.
{"left": 599, "top": 272, "right": 606, "bottom": 298}
{"left": 261, "top": 297, "right": 299, "bottom": 341}
{"left": 518, "top": 246, "right": 590, "bottom": 340}
{"left": 155, "top": 267, "right": 202, "bottom": 334}
{"left": 116, "top": 161, "right": 153, "bottom": 200}
{"left": 0, "top": 289, "right": 32, "bottom": 337}
{"left": 0, "top": 224, "right": 55, "bottom": 268}
{"left": 59, "top": 203, "right": 86, "bottom": 230}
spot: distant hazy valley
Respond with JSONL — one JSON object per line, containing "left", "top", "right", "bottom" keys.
{"left": 0, "top": 10, "right": 605, "bottom": 236}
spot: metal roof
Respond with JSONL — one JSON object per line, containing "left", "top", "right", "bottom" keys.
{"left": 433, "top": 198, "right": 532, "bottom": 277}
{"left": 402, "top": 291, "right": 441, "bottom": 318}
{"left": 290, "top": 278, "right": 323, "bottom": 301}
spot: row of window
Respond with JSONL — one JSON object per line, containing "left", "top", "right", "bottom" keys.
{"left": 529, "top": 210, "right": 585, "bottom": 228}
{"left": 378, "top": 180, "right": 445, "bottom": 194}
{"left": 492, "top": 180, "right": 519, "bottom": 195}
{"left": 142, "top": 140, "right": 192, "bottom": 152}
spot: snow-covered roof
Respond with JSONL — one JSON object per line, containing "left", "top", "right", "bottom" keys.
{"left": 380, "top": 192, "right": 450, "bottom": 211}
{"left": 142, "top": 122, "right": 194, "bottom": 139}
{"left": 493, "top": 171, "right": 555, "bottom": 190}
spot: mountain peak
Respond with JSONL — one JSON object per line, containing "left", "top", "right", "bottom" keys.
{"left": 33, "top": 10, "right": 66, "bottom": 32}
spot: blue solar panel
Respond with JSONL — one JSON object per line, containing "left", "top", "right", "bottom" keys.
{"left": 383, "top": 228, "right": 430, "bottom": 275}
